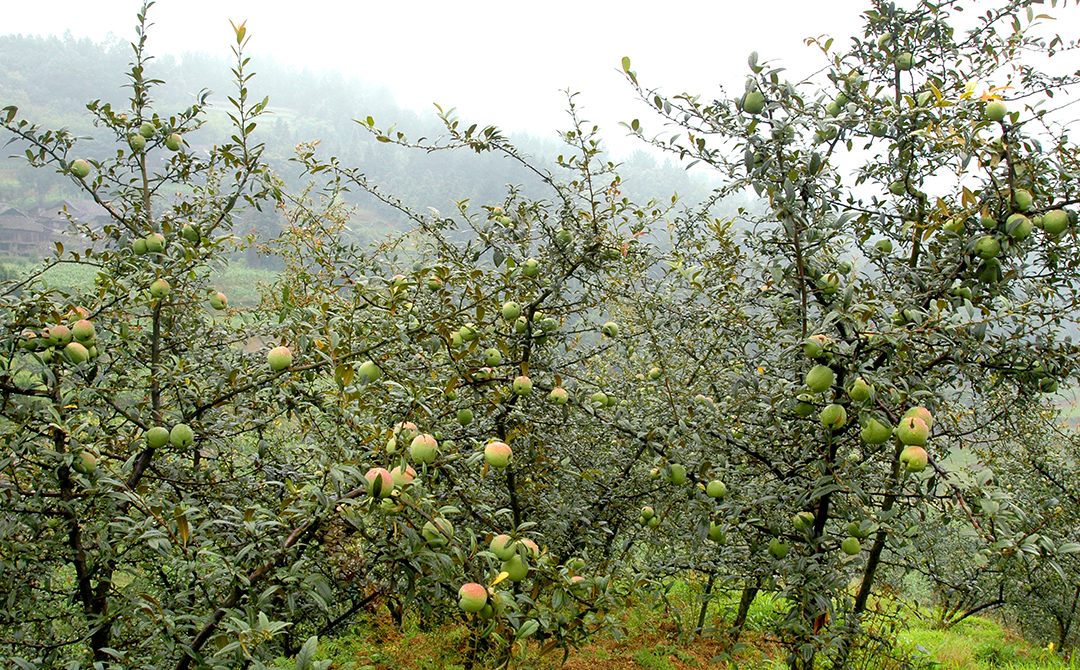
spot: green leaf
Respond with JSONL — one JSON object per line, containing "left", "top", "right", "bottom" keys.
{"left": 297, "top": 635, "right": 318, "bottom": 670}
{"left": 621, "top": 57, "right": 631, "bottom": 73}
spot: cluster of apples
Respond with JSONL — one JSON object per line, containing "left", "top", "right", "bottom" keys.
{"left": 20, "top": 312, "right": 101, "bottom": 366}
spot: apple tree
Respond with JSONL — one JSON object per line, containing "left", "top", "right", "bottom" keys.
{"left": 0, "top": 8, "right": 341, "bottom": 669}
{"left": 619, "top": 0, "right": 1080, "bottom": 665}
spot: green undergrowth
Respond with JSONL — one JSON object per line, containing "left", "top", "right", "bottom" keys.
{"left": 310, "top": 583, "right": 1077, "bottom": 670}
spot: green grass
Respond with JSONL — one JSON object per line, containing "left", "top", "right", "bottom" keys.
{"left": 1, "top": 255, "right": 279, "bottom": 308}
{"left": 898, "top": 615, "right": 1073, "bottom": 670}
{"left": 310, "top": 586, "right": 1077, "bottom": 670}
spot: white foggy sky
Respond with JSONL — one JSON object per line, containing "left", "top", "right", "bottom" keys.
{"left": 5, "top": 1, "right": 1077, "bottom": 157}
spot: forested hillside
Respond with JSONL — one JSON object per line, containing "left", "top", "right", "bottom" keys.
{"left": 0, "top": 32, "right": 722, "bottom": 230}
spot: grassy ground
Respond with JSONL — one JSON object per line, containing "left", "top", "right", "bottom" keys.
{"left": 1, "top": 256, "right": 278, "bottom": 309}
{"left": 308, "top": 584, "right": 1077, "bottom": 670}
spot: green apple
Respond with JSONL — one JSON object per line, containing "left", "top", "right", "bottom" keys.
{"left": 490, "top": 534, "right": 516, "bottom": 560}
{"left": 985, "top": 100, "right": 1006, "bottom": 122}
{"left": 267, "top": 346, "right": 292, "bottom": 371}
{"left": 457, "top": 408, "right": 473, "bottom": 425}
{"left": 70, "top": 159, "right": 92, "bottom": 179}
{"left": 150, "top": 279, "right": 171, "bottom": 299}
{"left": 146, "top": 426, "right": 170, "bottom": 449}
{"left": 795, "top": 394, "right": 816, "bottom": 417}
{"left": 356, "top": 360, "right": 381, "bottom": 383}
{"left": 132, "top": 238, "right": 148, "bottom": 255}
{"left": 708, "top": 522, "right": 727, "bottom": 544}
{"left": 825, "top": 102, "right": 841, "bottom": 118}
{"left": 485, "top": 441, "right": 512, "bottom": 468}
{"left": 170, "top": 423, "right": 194, "bottom": 449}
{"left": 549, "top": 387, "right": 569, "bottom": 404}
{"left": 706, "top": 480, "right": 727, "bottom": 499}
{"left": 876, "top": 239, "right": 894, "bottom": 253}
{"left": 805, "top": 365, "right": 835, "bottom": 393}
{"left": 847, "top": 521, "right": 870, "bottom": 539}
{"left": 896, "top": 52, "right": 913, "bottom": 70}
{"left": 889, "top": 181, "right": 907, "bottom": 196}
{"left": 181, "top": 224, "right": 201, "bottom": 244}
{"left": 512, "top": 376, "right": 533, "bottom": 395}
{"left": 459, "top": 324, "right": 479, "bottom": 342}
{"left": 668, "top": 464, "right": 687, "bottom": 486}
{"left": 556, "top": 229, "right": 573, "bottom": 247}
{"left": 522, "top": 258, "right": 540, "bottom": 278}
{"left": 601, "top": 321, "right": 620, "bottom": 338}
{"left": 793, "top": 511, "right": 815, "bottom": 531}
{"left": 647, "top": 516, "right": 660, "bottom": 528}
{"left": 900, "top": 445, "right": 929, "bottom": 472}
{"left": 848, "top": 378, "right": 873, "bottom": 403}
{"left": 1013, "top": 188, "right": 1034, "bottom": 212}
{"left": 145, "top": 233, "right": 166, "bottom": 252}
{"left": 803, "top": 336, "right": 825, "bottom": 358}
{"left": 860, "top": 418, "right": 892, "bottom": 445}
{"left": 974, "top": 236, "right": 1001, "bottom": 260}
{"left": 820, "top": 404, "right": 847, "bottom": 429}
{"left": 409, "top": 434, "right": 439, "bottom": 464}
{"left": 165, "top": 133, "right": 183, "bottom": 151}
{"left": 515, "top": 316, "right": 529, "bottom": 334}
{"left": 426, "top": 275, "right": 443, "bottom": 291}
{"left": 647, "top": 367, "right": 662, "bottom": 380}
{"left": 72, "top": 451, "right": 97, "bottom": 475}
{"left": 818, "top": 273, "right": 840, "bottom": 295}
{"left": 590, "top": 391, "right": 608, "bottom": 406}
{"left": 742, "top": 90, "right": 765, "bottom": 115}
{"left": 841, "top": 537, "right": 862, "bottom": 555}
{"left": 365, "top": 467, "right": 394, "bottom": 499}
{"left": 209, "top": 292, "right": 228, "bottom": 310}
{"left": 138, "top": 121, "right": 155, "bottom": 138}
{"left": 502, "top": 554, "right": 529, "bottom": 582}
{"left": 1042, "top": 209, "right": 1070, "bottom": 236}
{"left": 64, "top": 342, "right": 90, "bottom": 364}
{"left": 501, "top": 301, "right": 521, "bottom": 322}
{"left": 641, "top": 506, "right": 655, "bottom": 521}
{"left": 458, "top": 583, "right": 488, "bottom": 614}
{"left": 484, "top": 348, "right": 503, "bottom": 366}
{"left": 769, "top": 538, "right": 789, "bottom": 559}
{"left": 422, "top": 517, "right": 454, "bottom": 547}
{"left": 1006, "top": 213, "right": 1032, "bottom": 240}
{"left": 868, "top": 121, "right": 888, "bottom": 137}
{"left": 978, "top": 258, "right": 1003, "bottom": 284}
{"left": 129, "top": 134, "right": 147, "bottom": 152}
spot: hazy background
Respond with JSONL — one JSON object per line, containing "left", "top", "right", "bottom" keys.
{"left": 7, "top": 0, "right": 876, "bottom": 157}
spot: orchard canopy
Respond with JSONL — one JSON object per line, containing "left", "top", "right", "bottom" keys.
{"left": 2, "top": 1, "right": 1080, "bottom": 669}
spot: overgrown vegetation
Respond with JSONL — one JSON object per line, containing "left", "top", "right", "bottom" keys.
{"left": 2, "top": 1, "right": 1079, "bottom": 669}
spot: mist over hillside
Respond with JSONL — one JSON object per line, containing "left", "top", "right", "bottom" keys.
{"left": 1, "top": 32, "right": 734, "bottom": 239}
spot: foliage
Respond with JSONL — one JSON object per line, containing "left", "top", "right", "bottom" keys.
{"left": 2, "top": 1, "right": 1080, "bottom": 670}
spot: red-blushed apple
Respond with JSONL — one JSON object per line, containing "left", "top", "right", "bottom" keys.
{"left": 490, "top": 534, "right": 516, "bottom": 561}
{"left": 485, "top": 441, "right": 512, "bottom": 468}
{"left": 422, "top": 518, "right": 454, "bottom": 547}
{"left": 267, "top": 346, "right": 292, "bottom": 371}
{"left": 365, "top": 467, "right": 394, "bottom": 498}
{"left": 150, "top": 279, "right": 171, "bottom": 299}
{"left": 390, "top": 464, "right": 416, "bottom": 487}
{"left": 458, "top": 583, "right": 488, "bottom": 613}
{"left": 897, "top": 416, "right": 929, "bottom": 446}
{"left": 409, "top": 433, "right": 439, "bottom": 464}
{"left": 900, "top": 445, "right": 929, "bottom": 472}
